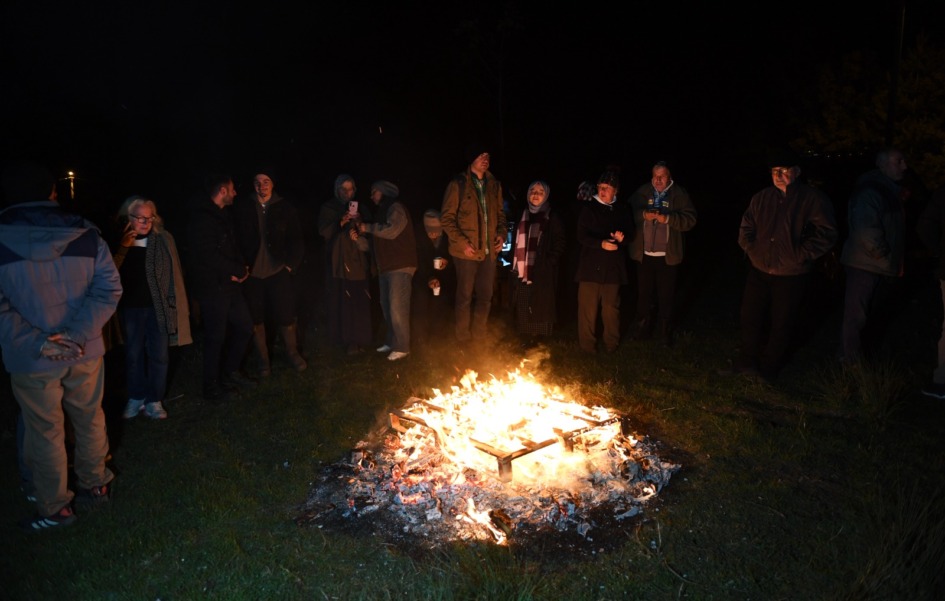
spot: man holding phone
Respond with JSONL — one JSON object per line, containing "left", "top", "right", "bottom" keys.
{"left": 628, "top": 161, "right": 698, "bottom": 345}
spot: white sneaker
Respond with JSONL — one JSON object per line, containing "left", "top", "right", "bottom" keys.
{"left": 376, "top": 345, "right": 392, "bottom": 353}
{"left": 387, "top": 351, "right": 409, "bottom": 361}
{"left": 123, "top": 398, "right": 145, "bottom": 419}
{"left": 143, "top": 401, "right": 168, "bottom": 420}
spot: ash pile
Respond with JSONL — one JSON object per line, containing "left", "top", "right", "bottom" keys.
{"left": 295, "top": 387, "right": 680, "bottom": 553}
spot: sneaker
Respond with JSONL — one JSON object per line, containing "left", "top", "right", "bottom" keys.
{"left": 921, "top": 382, "right": 945, "bottom": 400}
{"left": 20, "top": 505, "right": 76, "bottom": 532}
{"left": 75, "top": 482, "right": 112, "bottom": 512}
{"left": 123, "top": 398, "right": 145, "bottom": 419}
{"left": 376, "top": 344, "right": 392, "bottom": 353}
{"left": 144, "top": 401, "right": 168, "bottom": 420}
{"left": 387, "top": 351, "right": 409, "bottom": 361}
{"left": 20, "top": 480, "right": 36, "bottom": 503}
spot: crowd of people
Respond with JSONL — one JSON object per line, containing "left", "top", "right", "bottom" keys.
{"left": 2, "top": 143, "right": 944, "bottom": 532}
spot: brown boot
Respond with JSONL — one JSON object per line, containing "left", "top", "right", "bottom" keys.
{"left": 252, "top": 324, "right": 271, "bottom": 377}
{"left": 280, "top": 323, "right": 307, "bottom": 372}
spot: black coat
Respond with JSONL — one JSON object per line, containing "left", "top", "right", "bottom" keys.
{"left": 233, "top": 193, "right": 305, "bottom": 272}
{"left": 574, "top": 199, "right": 633, "bottom": 285}
{"left": 510, "top": 209, "right": 567, "bottom": 324}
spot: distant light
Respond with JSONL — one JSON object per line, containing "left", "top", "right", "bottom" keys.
{"left": 68, "top": 171, "right": 74, "bottom": 177}
{"left": 378, "top": 126, "right": 383, "bottom": 134}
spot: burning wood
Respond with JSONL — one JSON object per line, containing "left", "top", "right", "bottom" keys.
{"left": 296, "top": 369, "right": 680, "bottom": 548}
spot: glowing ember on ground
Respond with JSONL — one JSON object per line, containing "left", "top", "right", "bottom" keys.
{"left": 297, "top": 369, "right": 680, "bottom": 548}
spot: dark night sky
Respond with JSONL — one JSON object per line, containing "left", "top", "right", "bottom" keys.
{"left": 2, "top": 1, "right": 944, "bottom": 224}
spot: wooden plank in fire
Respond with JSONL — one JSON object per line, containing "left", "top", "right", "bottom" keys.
{"left": 469, "top": 436, "right": 560, "bottom": 482}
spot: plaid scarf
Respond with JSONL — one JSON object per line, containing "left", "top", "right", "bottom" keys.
{"left": 145, "top": 231, "right": 177, "bottom": 336}
{"left": 513, "top": 201, "right": 549, "bottom": 283}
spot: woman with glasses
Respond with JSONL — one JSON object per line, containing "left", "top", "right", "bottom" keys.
{"left": 112, "top": 196, "right": 192, "bottom": 419}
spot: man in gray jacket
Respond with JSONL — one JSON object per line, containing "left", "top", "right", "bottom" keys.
{"left": 628, "top": 161, "right": 697, "bottom": 345}
{"left": 839, "top": 148, "right": 908, "bottom": 363}
{"left": 0, "top": 160, "right": 122, "bottom": 531}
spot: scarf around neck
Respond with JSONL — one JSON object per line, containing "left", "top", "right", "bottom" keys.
{"left": 513, "top": 201, "right": 550, "bottom": 282}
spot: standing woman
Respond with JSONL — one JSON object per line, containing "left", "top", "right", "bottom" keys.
{"left": 113, "top": 196, "right": 192, "bottom": 419}
{"left": 510, "top": 181, "right": 567, "bottom": 347}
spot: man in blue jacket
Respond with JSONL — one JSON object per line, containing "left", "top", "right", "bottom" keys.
{"left": 0, "top": 160, "right": 122, "bottom": 531}
{"left": 839, "top": 148, "right": 908, "bottom": 363}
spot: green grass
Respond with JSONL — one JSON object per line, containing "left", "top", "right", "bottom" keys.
{"left": 2, "top": 271, "right": 945, "bottom": 600}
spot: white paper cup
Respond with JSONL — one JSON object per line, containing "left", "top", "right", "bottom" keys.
{"left": 433, "top": 257, "right": 445, "bottom": 270}
{"left": 433, "top": 286, "right": 441, "bottom": 296}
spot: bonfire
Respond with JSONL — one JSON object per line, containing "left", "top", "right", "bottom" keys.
{"left": 296, "top": 368, "right": 680, "bottom": 549}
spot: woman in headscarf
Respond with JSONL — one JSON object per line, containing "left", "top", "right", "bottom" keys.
{"left": 113, "top": 196, "right": 192, "bottom": 419}
{"left": 510, "top": 181, "right": 566, "bottom": 348}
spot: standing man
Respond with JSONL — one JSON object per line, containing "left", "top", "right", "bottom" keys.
{"left": 839, "top": 148, "right": 908, "bottom": 364}
{"left": 917, "top": 184, "right": 945, "bottom": 398}
{"left": 359, "top": 180, "right": 417, "bottom": 361}
{"left": 186, "top": 174, "right": 255, "bottom": 399}
{"left": 725, "top": 149, "right": 838, "bottom": 382}
{"left": 574, "top": 169, "right": 633, "bottom": 353}
{"left": 0, "top": 160, "right": 122, "bottom": 530}
{"left": 628, "top": 161, "right": 698, "bottom": 345}
{"left": 440, "top": 146, "right": 507, "bottom": 342}
{"left": 234, "top": 168, "right": 307, "bottom": 376}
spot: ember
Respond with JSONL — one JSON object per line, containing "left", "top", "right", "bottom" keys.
{"left": 296, "top": 369, "right": 680, "bottom": 549}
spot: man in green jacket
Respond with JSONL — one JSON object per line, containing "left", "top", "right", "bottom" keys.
{"left": 440, "top": 146, "right": 507, "bottom": 342}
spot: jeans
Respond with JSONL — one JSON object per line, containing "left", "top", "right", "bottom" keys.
{"left": 453, "top": 256, "right": 497, "bottom": 341}
{"left": 379, "top": 271, "right": 413, "bottom": 352}
{"left": 120, "top": 306, "right": 169, "bottom": 404}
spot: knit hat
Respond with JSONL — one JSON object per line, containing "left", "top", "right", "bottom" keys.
{"left": 597, "top": 169, "right": 620, "bottom": 190}
{"left": 423, "top": 209, "right": 442, "bottom": 236}
{"left": 465, "top": 142, "right": 490, "bottom": 166}
{"left": 254, "top": 165, "right": 277, "bottom": 181}
{"left": 1, "top": 160, "right": 55, "bottom": 207}
{"left": 371, "top": 180, "right": 399, "bottom": 199}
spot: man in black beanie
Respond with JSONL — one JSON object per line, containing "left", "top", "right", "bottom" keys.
{"left": 440, "top": 146, "right": 507, "bottom": 342}
{"left": 233, "top": 167, "right": 307, "bottom": 376}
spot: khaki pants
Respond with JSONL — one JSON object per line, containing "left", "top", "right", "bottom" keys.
{"left": 12, "top": 358, "right": 113, "bottom": 516}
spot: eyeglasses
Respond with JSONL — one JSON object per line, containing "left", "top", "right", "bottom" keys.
{"left": 771, "top": 167, "right": 794, "bottom": 177}
{"left": 130, "top": 215, "right": 154, "bottom": 224}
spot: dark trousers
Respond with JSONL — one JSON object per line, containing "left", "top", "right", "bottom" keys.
{"left": 841, "top": 266, "right": 898, "bottom": 362}
{"left": 635, "top": 254, "right": 678, "bottom": 325}
{"left": 197, "top": 287, "right": 253, "bottom": 387}
{"left": 243, "top": 269, "right": 296, "bottom": 326}
{"left": 326, "top": 277, "right": 373, "bottom": 349}
{"left": 453, "top": 256, "right": 497, "bottom": 341}
{"left": 577, "top": 281, "right": 621, "bottom": 352}
{"left": 737, "top": 267, "right": 810, "bottom": 377}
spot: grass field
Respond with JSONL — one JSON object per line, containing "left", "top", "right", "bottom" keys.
{"left": 2, "top": 233, "right": 945, "bottom": 600}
